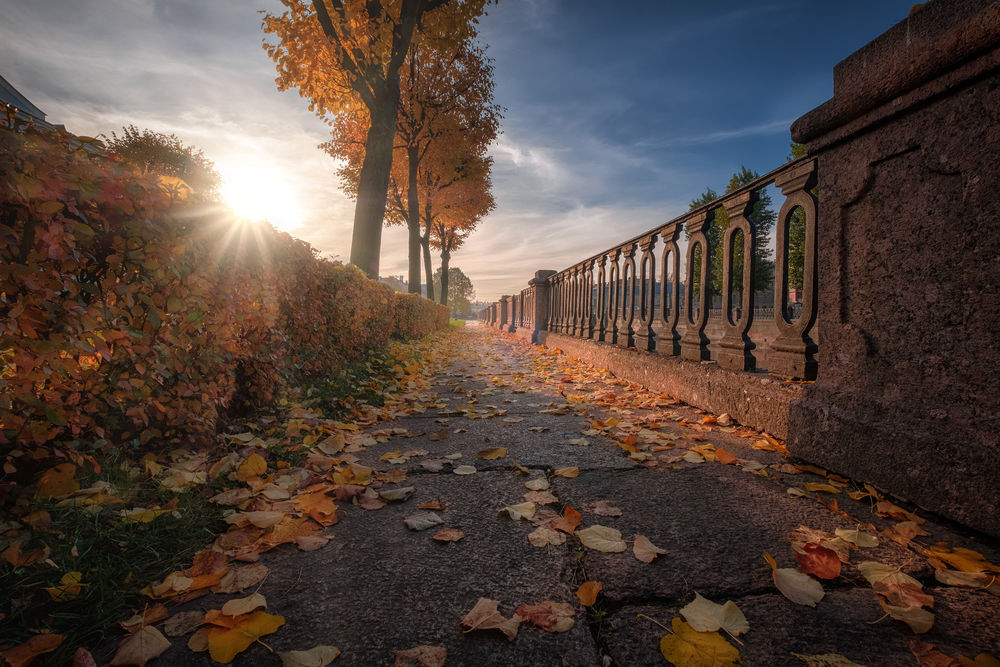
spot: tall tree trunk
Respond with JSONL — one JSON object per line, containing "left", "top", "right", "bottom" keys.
{"left": 439, "top": 248, "right": 451, "bottom": 307}
{"left": 421, "top": 228, "right": 434, "bottom": 301}
{"left": 349, "top": 94, "right": 399, "bottom": 278}
{"left": 405, "top": 146, "right": 421, "bottom": 293}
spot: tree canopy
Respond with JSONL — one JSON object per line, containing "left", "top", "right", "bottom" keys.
{"left": 263, "top": 0, "right": 491, "bottom": 278}
{"left": 103, "top": 124, "right": 220, "bottom": 199}
{"left": 433, "top": 266, "right": 475, "bottom": 316}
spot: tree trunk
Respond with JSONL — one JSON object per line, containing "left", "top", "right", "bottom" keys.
{"left": 439, "top": 248, "right": 450, "bottom": 307}
{"left": 349, "top": 95, "right": 398, "bottom": 278}
{"left": 421, "top": 229, "right": 434, "bottom": 302}
{"left": 406, "top": 146, "right": 422, "bottom": 293}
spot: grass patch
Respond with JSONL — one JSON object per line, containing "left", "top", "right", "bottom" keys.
{"left": 0, "top": 455, "right": 226, "bottom": 665}
{"left": 449, "top": 318, "right": 466, "bottom": 328}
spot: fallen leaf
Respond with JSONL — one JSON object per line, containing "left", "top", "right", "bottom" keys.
{"left": 921, "top": 544, "right": 1000, "bottom": 573}
{"left": 933, "top": 568, "right": 999, "bottom": 592}
{"left": 187, "top": 627, "right": 211, "bottom": 652}
{"left": 72, "top": 647, "right": 97, "bottom": 667}
{"left": 581, "top": 500, "right": 622, "bottom": 517}
{"left": 2, "top": 542, "right": 46, "bottom": 568}
{"left": 909, "top": 640, "right": 958, "bottom": 667}
{"left": 881, "top": 600, "right": 934, "bottom": 633}
{"left": 835, "top": 527, "right": 878, "bottom": 548}
{"left": 213, "top": 563, "right": 269, "bottom": 594}
{"left": 210, "top": 488, "right": 252, "bottom": 505}
{"left": 404, "top": 512, "right": 444, "bottom": 531}
{"left": 658, "top": 617, "right": 741, "bottom": 666}
{"left": 795, "top": 543, "right": 842, "bottom": 580}
{"left": 376, "top": 468, "right": 408, "bottom": 483}
{"left": 550, "top": 506, "right": 582, "bottom": 535}
{"left": 679, "top": 592, "right": 749, "bottom": 636}
{"left": 633, "top": 534, "right": 668, "bottom": 563}
{"left": 394, "top": 645, "right": 446, "bottom": 667}
{"left": 278, "top": 645, "right": 341, "bottom": 667}
{"left": 772, "top": 463, "right": 803, "bottom": 474}
{"left": 873, "top": 581, "right": 934, "bottom": 608}
{"left": 499, "top": 502, "right": 536, "bottom": 521}
{"left": 515, "top": 601, "right": 575, "bottom": 632}
{"left": 682, "top": 451, "right": 705, "bottom": 463}
{"left": 111, "top": 626, "right": 171, "bottom": 666}
{"left": 119, "top": 604, "right": 169, "bottom": 632}
{"left": 765, "top": 553, "right": 824, "bottom": 606}
{"left": 524, "top": 478, "right": 550, "bottom": 491}
{"left": 358, "top": 489, "right": 386, "bottom": 510}
{"left": 453, "top": 465, "right": 477, "bottom": 475}
{"left": 577, "top": 525, "right": 627, "bottom": 552}
{"left": 236, "top": 453, "right": 267, "bottom": 482}
{"left": 221, "top": 593, "right": 267, "bottom": 617}
{"left": 226, "top": 511, "right": 284, "bottom": 529}
{"left": 37, "top": 463, "right": 79, "bottom": 498}
{"left": 575, "top": 580, "right": 602, "bottom": 606}
{"left": 459, "top": 598, "right": 520, "bottom": 641}
{"left": 296, "top": 534, "right": 330, "bottom": 551}
{"left": 207, "top": 611, "right": 285, "bottom": 663}
{"left": 857, "top": 561, "right": 923, "bottom": 588}
{"left": 0, "top": 634, "right": 64, "bottom": 667}
{"left": 429, "top": 429, "right": 449, "bottom": 441}
{"left": 478, "top": 447, "right": 507, "bottom": 460}
{"left": 792, "top": 653, "right": 867, "bottom": 666}
{"left": 804, "top": 482, "right": 841, "bottom": 494}
{"left": 379, "top": 486, "right": 416, "bottom": 502}
{"left": 527, "top": 526, "right": 566, "bottom": 547}
{"left": 433, "top": 528, "right": 465, "bottom": 542}
{"left": 45, "top": 570, "right": 85, "bottom": 601}
{"left": 163, "top": 610, "right": 206, "bottom": 637}
{"left": 553, "top": 467, "right": 579, "bottom": 478}
{"left": 875, "top": 500, "right": 923, "bottom": 524}
{"left": 715, "top": 449, "right": 738, "bottom": 465}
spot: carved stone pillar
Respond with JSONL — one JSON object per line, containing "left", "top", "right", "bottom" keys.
{"left": 655, "top": 221, "right": 682, "bottom": 356}
{"left": 680, "top": 210, "right": 713, "bottom": 361}
{"left": 607, "top": 248, "right": 622, "bottom": 345}
{"left": 620, "top": 243, "right": 638, "bottom": 348}
{"left": 718, "top": 190, "right": 759, "bottom": 371}
{"left": 637, "top": 234, "right": 658, "bottom": 352}
{"left": 596, "top": 255, "right": 608, "bottom": 342}
{"left": 530, "top": 270, "right": 556, "bottom": 343}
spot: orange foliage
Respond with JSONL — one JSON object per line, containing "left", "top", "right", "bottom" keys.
{"left": 0, "top": 125, "right": 447, "bottom": 470}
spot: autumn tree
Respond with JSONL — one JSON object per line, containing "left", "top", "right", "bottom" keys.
{"left": 323, "top": 36, "right": 500, "bottom": 293}
{"left": 263, "top": 0, "right": 489, "bottom": 278}
{"left": 433, "top": 266, "right": 475, "bottom": 316}
{"left": 103, "top": 124, "right": 220, "bottom": 199}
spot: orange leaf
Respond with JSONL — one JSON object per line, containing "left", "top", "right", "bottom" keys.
{"left": 715, "top": 449, "right": 738, "bottom": 465}
{"left": 550, "top": 506, "right": 582, "bottom": 535}
{"left": 794, "top": 543, "right": 842, "bottom": 579}
{"left": 0, "top": 633, "right": 64, "bottom": 667}
{"left": 37, "top": 463, "right": 79, "bottom": 498}
{"left": 575, "top": 581, "right": 602, "bottom": 606}
{"left": 236, "top": 453, "right": 267, "bottom": 482}
{"left": 433, "top": 528, "right": 465, "bottom": 542}
{"left": 207, "top": 611, "right": 285, "bottom": 663}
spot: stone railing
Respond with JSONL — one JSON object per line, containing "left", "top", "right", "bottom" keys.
{"left": 480, "top": 157, "right": 818, "bottom": 380}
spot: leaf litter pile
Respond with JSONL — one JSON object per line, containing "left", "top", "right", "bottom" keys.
{"left": 3, "top": 326, "right": 1000, "bottom": 665}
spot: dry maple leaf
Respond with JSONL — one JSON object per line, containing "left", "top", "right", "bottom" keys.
{"left": 575, "top": 581, "right": 602, "bottom": 607}
{"left": 550, "top": 506, "right": 582, "bottom": 535}
{"left": 459, "top": 598, "right": 520, "bottom": 641}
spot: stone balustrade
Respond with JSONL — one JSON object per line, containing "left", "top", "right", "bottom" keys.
{"left": 479, "top": 157, "right": 819, "bottom": 380}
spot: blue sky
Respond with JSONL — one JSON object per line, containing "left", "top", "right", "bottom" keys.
{"left": 0, "top": 1, "right": 916, "bottom": 300}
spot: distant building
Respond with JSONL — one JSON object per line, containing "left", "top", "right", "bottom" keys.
{"left": 1, "top": 74, "right": 58, "bottom": 131}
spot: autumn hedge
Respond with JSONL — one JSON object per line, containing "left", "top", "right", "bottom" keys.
{"left": 0, "top": 125, "right": 448, "bottom": 466}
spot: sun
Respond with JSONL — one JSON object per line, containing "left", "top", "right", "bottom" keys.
{"left": 218, "top": 162, "right": 303, "bottom": 234}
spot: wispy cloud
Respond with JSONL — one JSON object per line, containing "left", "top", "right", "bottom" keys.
{"left": 637, "top": 119, "right": 793, "bottom": 150}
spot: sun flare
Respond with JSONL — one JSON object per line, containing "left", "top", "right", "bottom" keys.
{"left": 218, "top": 162, "right": 303, "bottom": 234}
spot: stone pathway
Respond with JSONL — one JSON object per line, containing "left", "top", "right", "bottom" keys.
{"left": 149, "top": 324, "right": 1000, "bottom": 666}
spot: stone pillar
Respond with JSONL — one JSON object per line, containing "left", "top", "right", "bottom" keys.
{"left": 789, "top": 0, "right": 1000, "bottom": 537}
{"left": 529, "top": 270, "right": 556, "bottom": 344}
{"left": 498, "top": 296, "right": 509, "bottom": 331}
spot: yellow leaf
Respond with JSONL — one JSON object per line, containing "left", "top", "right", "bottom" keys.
{"left": 498, "top": 502, "right": 536, "bottom": 521}
{"left": 834, "top": 527, "right": 878, "bottom": 548}
{"left": 553, "top": 467, "right": 579, "bottom": 478}
{"left": 803, "top": 482, "right": 841, "bottom": 494}
{"left": 477, "top": 447, "right": 507, "bottom": 460}
{"left": 236, "top": 453, "right": 267, "bottom": 481}
{"left": 576, "top": 525, "right": 627, "bottom": 552}
{"left": 120, "top": 507, "right": 171, "bottom": 524}
{"left": 524, "top": 478, "right": 550, "bottom": 491}
{"left": 921, "top": 544, "right": 1000, "bottom": 573}
{"left": 880, "top": 600, "right": 934, "bottom": 633}
{"left": 37, "top": 463, "right": 79, "bottom": 499}
{"left": 659, "top": 617, "right": 741, "bottom": 666}
{"left": 44, "top": 571, "right": 85, "bottom": 601}
{"left": 221, "top": 592, "right": 267, "bottom": 616}
{"left": 575, "top": 581, "right": 602, "bottom": 606}
{"left": 208, "top": 611, "right": 285, "bottom": 663}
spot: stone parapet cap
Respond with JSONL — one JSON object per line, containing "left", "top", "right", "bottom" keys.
{"left": 792, "top": 0, "right": 1000, "bottom": 145}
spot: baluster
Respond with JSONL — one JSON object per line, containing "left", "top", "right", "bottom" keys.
{"left": 583, "top": 259, "right": 595, "bottom": 338}
{"left": 681, "top": 210, "right": 714, "bottom": 361}
{"left": 608, "top": 248, "right": 622, "bottom": 344}
{"left": 558, "top": 273, "right": 568, "bottom": 334}
{"left": 621, "top": 243, "right": 637, "bottom": 348}
{"left": 569, "top": 266, "right": 580, "bottom": 336}
{"left": 637, "top": 234, "right": 658, "bottom": 352}
{"left": 718, "top": 190, "right": 759, "bottom": 371}
{"left": 771, "top": 159, "right": 818, "bottom": 379}
{"left": 550, "top": 275, "right": 559, "bottom": 333}
{"left": 596, "top": 255, "right": 608, "bottom": 341}
{"left": 655, "top": 222, "right": 682, "bottom": 355}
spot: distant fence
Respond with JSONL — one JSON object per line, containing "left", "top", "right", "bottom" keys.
{"left": 479, "top": 158, "right": 818, "bottom": 380}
